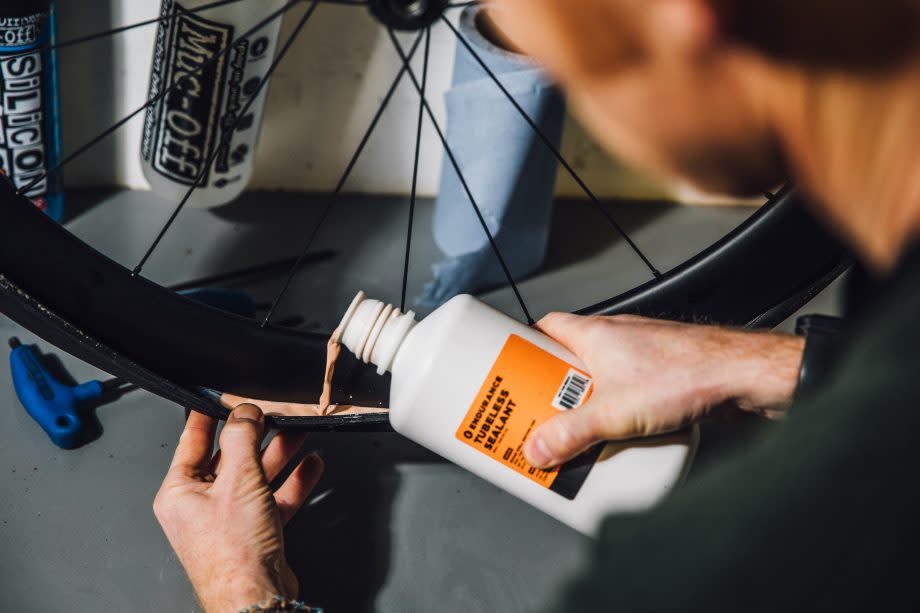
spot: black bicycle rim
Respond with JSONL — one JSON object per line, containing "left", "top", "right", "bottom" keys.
{"left": 0, "top": 178, "right": 848, "bottom": 430}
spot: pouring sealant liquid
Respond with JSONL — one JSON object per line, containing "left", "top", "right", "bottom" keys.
{"left": 335, "top": 292, "right": 698, "bottom": 535}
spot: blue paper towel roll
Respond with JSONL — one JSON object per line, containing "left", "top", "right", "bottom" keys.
{"left": 418, "top": 5, "right": 566, "bottom": 308}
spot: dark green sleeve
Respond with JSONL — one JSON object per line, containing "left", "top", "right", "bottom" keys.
{"left": 547, "top": 326, "right": 920, "bottom": 612}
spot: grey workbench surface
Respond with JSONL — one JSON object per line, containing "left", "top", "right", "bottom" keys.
{"left": 0, "top": 191, "right": 841, "bottom": 612}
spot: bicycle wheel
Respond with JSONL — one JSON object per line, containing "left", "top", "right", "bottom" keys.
{"left": 0, "top": 0, "right": 849, "bottom": 431}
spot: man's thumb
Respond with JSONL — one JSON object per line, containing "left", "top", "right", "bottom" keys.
{"left": 218, "top": 403, "right": 265, "bottom": 476}
{"left": 524, "top": 401, "right": 603, "bottom": 469}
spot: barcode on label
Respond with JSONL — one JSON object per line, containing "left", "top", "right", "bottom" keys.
{"left": 552, "top": 369, "right": 592, "bottom": 410}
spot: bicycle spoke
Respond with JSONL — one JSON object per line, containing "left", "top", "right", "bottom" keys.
{"left": 2, "top": 0, "right": 366, "bottom": 59}
{"left": 168, "top": 250, "right": 335, "bottom": 291}
{"left": 34, "top": 0, "right": 248, "bottom": 55}
{"left": 440, "top": 15, "right": 662, "bottom": 279}
{"left": 260, "top": 32, "right": 426, "bottom": 327}
{"left": 134, "top": 0, "right": 323, "bottom": 276}
{"left": 400, "top": 28, "right": 431, "bottom": 312}
{"left": 388, "top": 29, "right": 535, "bottom": 324}
{"left": 16, "top": 0, "right": 303, "bottom": 198}
{"left": 0, "top": 0, "right": 253, "bottom": 62}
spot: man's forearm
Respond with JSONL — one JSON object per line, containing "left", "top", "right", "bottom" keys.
{"left": 525, "top": 314, "right": 808, "bottom": 468}
{"left": 723, "top": 330, "right": 805, "bottom": 418}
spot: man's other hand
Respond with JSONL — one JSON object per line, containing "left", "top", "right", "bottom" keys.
{"left": 524, "top": 313, "right": 804, "bottom": 468}
{"left": 154, "top": 404, "right": 323, "bottom": 612}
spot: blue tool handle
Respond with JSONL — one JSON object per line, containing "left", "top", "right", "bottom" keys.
{"left": 178, "top": 288, "right": 258, "bottom": 319}
{"left": 9, "top": 343, "right": 103, "bottom": 449}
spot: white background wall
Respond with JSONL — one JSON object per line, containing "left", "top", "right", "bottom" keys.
{"left": 55, "top": 1, "right": 719, "bottom": 202}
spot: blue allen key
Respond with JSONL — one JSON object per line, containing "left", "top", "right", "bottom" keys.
{"left": 8, "top": 337, "right": 122, "bottom": 449}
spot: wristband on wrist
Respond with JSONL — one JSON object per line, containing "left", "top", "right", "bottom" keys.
{"left": 794, "top": 314, "right": 845, "bottom": 401}
{"left": 237, "top": 595, "right": 323, "bottom": 612}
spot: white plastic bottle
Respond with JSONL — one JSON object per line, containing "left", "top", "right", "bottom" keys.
{"left": 141, "top": 0, "right": 284, "bottom": 207}
{"left": 336, "top": 292, "right": 698, "bottom": 536}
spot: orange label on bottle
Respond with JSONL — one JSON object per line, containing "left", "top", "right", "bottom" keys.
{"left": 455, "top": 334, "right": 594, "bottom": 493}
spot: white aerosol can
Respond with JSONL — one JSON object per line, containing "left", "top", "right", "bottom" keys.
{"left": 335, "top": 292, "right": 698, "bottom": 535}
{"left": 141, "top": 0, "right": 284, "bottom": 208}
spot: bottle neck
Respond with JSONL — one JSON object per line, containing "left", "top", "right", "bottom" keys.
{"left": 336, "top": 292, "right": 417, "bottom": 375}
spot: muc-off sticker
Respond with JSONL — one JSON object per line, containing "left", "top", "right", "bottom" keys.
{"left": 0, "top": 14, "right": 42, "bottom": 49}
{"left": 214, "top": 37, "right": 249, "bottom": 176}
{"left": 211, "top": 33, "right": 274, "bottom": 187}
{"left": 141, "top": 0, "right": 171, "bottom": 162}
{"left": 0, "top": 12, "right": 50, "bottom": 207}
{"left": 143, "top": 0, "right": 233, "bottom": 186}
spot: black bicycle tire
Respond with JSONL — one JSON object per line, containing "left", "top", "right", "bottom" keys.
{"left": 0, "top": 178, "right": 848, "bottom": 430}
{"left": 582, "top": 184, "right": 851, "bottom": 325}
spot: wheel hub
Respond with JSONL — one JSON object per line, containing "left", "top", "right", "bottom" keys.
{"left": 368, "top": 0, "right": 449, "bottom": 31}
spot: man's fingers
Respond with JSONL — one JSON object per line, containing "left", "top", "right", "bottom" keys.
{"left": 524, "top": 400, "right": 613, "bottom": 468}
{"left": 211, "top": 421, "right": 276, "bottom": 478}
{"left": 208, "top": 450, "right": 222, "bottom": 477}
{"left": 216, "top": 404, "right": 266, "bottom": 483}
{"left": 535, "top": 312, "right": 594, "bottom": 355}
{"left": 274, "top": 452, "right": 324, "bottom": 525}
{"left": 168, "top": 410, "right": 218, "bottom": 479}
{"left": 262, "top": 430, "right": 310, "bottom": 482}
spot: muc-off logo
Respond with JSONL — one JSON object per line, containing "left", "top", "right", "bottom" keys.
{"left": 0, "top": 51, "right": 49, "bottom": 205}
{"left": 143, "top": 1, "right": 232, "bottom": 186}
{"left": 0, "top": 15, "right": 42, "bottom": 49}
